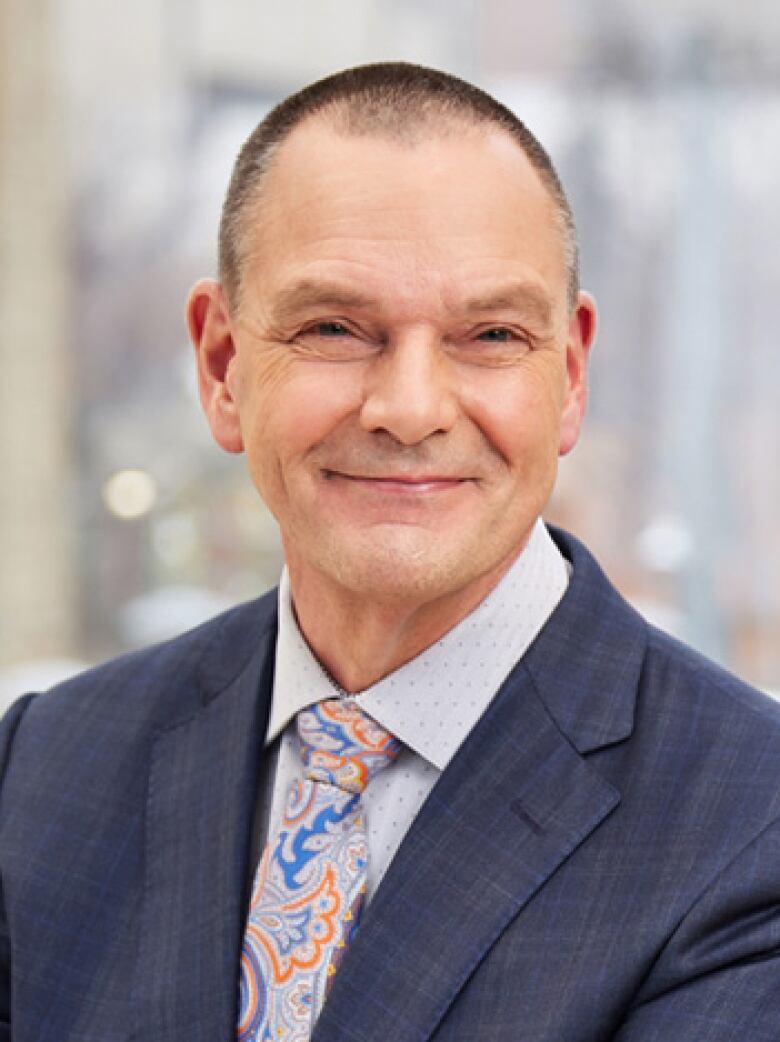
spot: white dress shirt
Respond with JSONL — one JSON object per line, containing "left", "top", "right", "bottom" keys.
{"left": 257, "top": 518, "right": 569, "bottom": 900}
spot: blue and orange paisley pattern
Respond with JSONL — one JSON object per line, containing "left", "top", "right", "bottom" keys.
{"left": 237, "top": 699, "right": 401, "bottom": 1042}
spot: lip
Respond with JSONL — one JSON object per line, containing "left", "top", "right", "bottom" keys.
{"left": 323, "top": 471, "right": 468, "bottom": 493}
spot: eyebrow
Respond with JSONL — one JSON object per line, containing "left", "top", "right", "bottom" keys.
{"left": 269, "top": 280, "right": 377, "bottom": 325}
{"left": 462, "top": 284, "right": 554, "bottom": 327}
{"left": 268, "top": 278, "right": 555, "bottom": 327}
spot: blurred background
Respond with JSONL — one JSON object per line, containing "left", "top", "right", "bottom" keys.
{"left": 2, "top": 0, "right": 779, "bottom": 706}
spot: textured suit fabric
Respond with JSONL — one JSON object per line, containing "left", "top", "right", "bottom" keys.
{"left": 2, "top": 527, "right": 780, "bottom": 1041}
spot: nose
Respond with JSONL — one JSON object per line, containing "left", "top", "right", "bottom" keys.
{"left": 359, "top": 332, "right": 458, "bottom": 445}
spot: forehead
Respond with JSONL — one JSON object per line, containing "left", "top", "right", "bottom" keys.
{"left": 240, "top": 118, "right": 567, "bottom": 311}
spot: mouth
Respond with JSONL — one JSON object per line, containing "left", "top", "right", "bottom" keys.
{"left": 322, "top": 470, "right": 470, "bottom": 494}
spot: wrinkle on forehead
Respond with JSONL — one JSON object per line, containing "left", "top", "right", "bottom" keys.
{"left": 234, "top": 121, "right": 568, "bottom": 320}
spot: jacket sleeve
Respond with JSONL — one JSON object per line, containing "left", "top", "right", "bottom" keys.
{"left": 614, "top": 814, "right": 780, "bottom": 1042}
{"left": 0, "top": 695, "right": 37, "bottom": 1041}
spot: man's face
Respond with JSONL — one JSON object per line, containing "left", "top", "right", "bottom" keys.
{"left": 192, "top": 119, "right": 595, "bottom": 608}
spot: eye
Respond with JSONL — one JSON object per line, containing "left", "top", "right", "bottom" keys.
{"left": 448, "top": 324, "right": 531, "bottom": 367}
{"left": 294, "top": 319, "right": 376, "bottom": 362}
{"left": 476, "top": 327, "right": 515, "bottom": 342}
{"left": 308, "top": 321, "right": 351, "bottom": 337}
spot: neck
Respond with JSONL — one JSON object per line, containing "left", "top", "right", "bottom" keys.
{"left": 286, "top": 554, "right": 524, "bottom": 693}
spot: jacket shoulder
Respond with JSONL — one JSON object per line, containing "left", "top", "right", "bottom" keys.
{"left": 2, "top": 589, "right": 278, "bottom": 743}
{"left": 642, "top": 621, "right": 780, "bottom": 739}
{"left": 540, "top": 525, "right": 780, "bottom": 755}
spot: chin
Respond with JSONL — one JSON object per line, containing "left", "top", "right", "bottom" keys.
{"left": 313, "top": 526, "right": 495, "bottom": 606}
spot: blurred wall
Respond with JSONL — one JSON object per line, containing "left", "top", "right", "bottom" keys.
{"left": 0, "top": 0, "right": 76, "bottom": 667}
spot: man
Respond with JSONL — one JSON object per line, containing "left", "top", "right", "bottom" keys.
{"left": 2, "top": 62, "right": 780, "bottom": 1042}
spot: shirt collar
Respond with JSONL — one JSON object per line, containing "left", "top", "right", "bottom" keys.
{"left": 266, "top": 518, "right": 569, "bottom": 770}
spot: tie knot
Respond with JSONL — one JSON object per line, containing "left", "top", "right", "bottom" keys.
{"left": 297, "top": 698, "right": 401, "bottom": 793}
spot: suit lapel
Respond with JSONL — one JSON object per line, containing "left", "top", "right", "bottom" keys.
{"left": 134, "top": 612, "right": 276, "bottom": 1042}
{"left": 314, "top": 529, "right": 646, "bottom": 1042}
{"left": 313, "top": 663, "right": 620, "bottom": 1042}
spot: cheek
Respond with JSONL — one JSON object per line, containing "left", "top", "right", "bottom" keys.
{"left": 462, "top": 365, "right": 566, "bottom": 468}
{"left": 238, "top": 353, "right": 365, "bottom": 478}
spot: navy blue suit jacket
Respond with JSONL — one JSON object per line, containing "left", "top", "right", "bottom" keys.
{"left": 2, "top": 528, "right": 780, "bottom": 1041}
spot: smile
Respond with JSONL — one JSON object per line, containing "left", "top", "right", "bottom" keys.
{"left": 322, "top": 471, "right": 469, "bottom": 494}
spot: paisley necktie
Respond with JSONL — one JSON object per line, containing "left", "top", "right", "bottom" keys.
{"left": 237, "top": 698, "right": 401, "bottom": 1041}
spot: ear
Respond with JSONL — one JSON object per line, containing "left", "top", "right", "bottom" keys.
{"left": 186, "top": 278, "right": 244, "bottom": 454}
{"left": 559, "top": 291, "right": 597, "bottom": 457}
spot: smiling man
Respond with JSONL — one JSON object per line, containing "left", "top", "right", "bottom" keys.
{"left": 190, "top": 108, "right": 593, "bottom": 691}
{"left": 3, "top": 63, "right": 780, "bottom": 1042}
